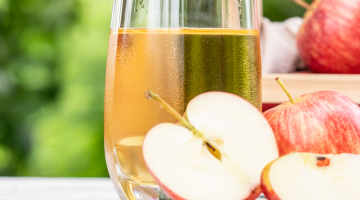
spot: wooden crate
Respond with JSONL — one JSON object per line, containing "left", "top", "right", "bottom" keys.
{"left": 262, "top": 73, "right": 360, "bottom": 104}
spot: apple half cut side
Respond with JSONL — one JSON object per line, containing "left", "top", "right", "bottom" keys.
{"left": 143, "top": 91, "right": 279, "bottom": 200}
{"left": 261, "top": 153, "right": 360, "bottom": 200}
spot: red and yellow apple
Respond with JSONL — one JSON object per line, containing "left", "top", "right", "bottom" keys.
{"left": 297, "top": 0, "right": 360, "bottom": 74}
{"left": 264, "top": 91, "right": 360, "bottom": 155}
{"left": 264, "top": 90, "right": 360, "bottom": 156}
{"left": 143, "top": 91, "right": 279, "bottom": 200}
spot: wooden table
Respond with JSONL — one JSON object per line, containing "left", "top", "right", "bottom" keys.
{"left": 263, "top": 73, "right": 360, "bottom": 104}
{"left": 0, "top": 177, "right": 267, "bottom": 200}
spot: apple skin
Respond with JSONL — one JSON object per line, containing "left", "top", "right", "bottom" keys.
{"left": 147, "top": 163, "right": 263, "bottom": 200}
{"left": 245, "top": 186, "right": 263, "bottom": 200}
{"left": 297, "top": 0, "right": 360, "bottom": 74}
{"left": 260, "top": 159, "right": 281, "bottom": 200}
{"left": 147, "top": 166, "right": 262, "bottom": 200}
{"left": 263, "top": 91, "right": 360, "bottom": 156}
{"left": 147, "top": 167, "right": 186, "bottom": 200}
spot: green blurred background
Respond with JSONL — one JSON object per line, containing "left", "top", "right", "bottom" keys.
{"left": 0, "top": 0, "right": 311, "bottom": 177}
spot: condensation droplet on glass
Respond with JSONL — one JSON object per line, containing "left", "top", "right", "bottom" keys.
{"left": 238, "top": 0, "right": 242, "bottom": 15}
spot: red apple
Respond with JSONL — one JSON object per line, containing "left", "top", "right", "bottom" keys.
{"left": 264, "top": 85, "right": 360, "bottom": 156}
{"left": 261, "top": 152, "right": 360, "bottom": 200}
{"left": 297, "top": 0, "right": 360, "bottom": 74}
{"left": 143, "top": 91, "right": 279, "bottom": 200}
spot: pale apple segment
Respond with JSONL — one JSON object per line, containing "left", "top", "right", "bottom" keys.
{"left": 263, "top": 153, "right": 360, "bottom": 200}
{"left": 143, "top": 123, "right": 256, "bottom": 200}
{"left": 187, "top": 91, "right": 279, "bottom": 188}
{"left": 143, "top": 92, "right": 279, "bottom": 200}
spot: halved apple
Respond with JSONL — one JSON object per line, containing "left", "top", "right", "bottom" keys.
{"left": 261, "top": 152, "right": 360, "bottom": 200}
{"left": 143, "top": 91, "right": 279, "bottom": 200}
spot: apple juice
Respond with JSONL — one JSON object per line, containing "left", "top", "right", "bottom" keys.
{"left": 104, "top": 29, "right": 261, "bottom": 186}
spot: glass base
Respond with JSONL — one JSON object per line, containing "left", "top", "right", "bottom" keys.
{"left": 258, "top": 194, "right": 267, "bottom": 199}
{"left": 115, "top": 178, "right": 267, "bottom": 200}
{"left": 115, "top": 178, "right": 171, "bottom": 200}
{"left": 111, "top": 149, "right": 266, "bottom": 200}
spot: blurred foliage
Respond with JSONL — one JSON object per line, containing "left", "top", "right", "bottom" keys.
{"left": 263, "top": 0, "right": 312, "bottom": 21}
{"left": 0, "top": 0, "right": 112, "bottom": 176}
{"left": 0, "top": 0, "right": 308, "bottom": 177}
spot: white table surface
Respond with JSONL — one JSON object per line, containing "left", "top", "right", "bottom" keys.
{"left": 0, "top": 177, "right": 267, "bottom": 200}
{"left": 0, "top": 177, "right": 119, "bottom": 200}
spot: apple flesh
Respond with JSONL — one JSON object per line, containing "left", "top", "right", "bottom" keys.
{"left": 261, "top": 152, "right": 360, "bottom": 200}
{"left": 297, "top": 0, "right": 360, "bottom": 74}
{"left": 143, "top": 91, "right": 279, "bottom": 200}
{"left": 263, "top": 91, "right": 360, "bottom": 156}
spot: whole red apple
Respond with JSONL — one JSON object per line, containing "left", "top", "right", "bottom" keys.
{"left": 264, "top": 90, "right": 360, "bottom": 156}
{"left": 297, "top": 0, "right": 360, "bottom": 74}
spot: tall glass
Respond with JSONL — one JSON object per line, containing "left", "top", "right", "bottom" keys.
{"left": 105, "top": 0, "right": 261, "bottom": 199}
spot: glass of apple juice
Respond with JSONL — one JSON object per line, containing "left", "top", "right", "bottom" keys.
{"left": 104, "top": 0, "right": 261, "bottom": 199}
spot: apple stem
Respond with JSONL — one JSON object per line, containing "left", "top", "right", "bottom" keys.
{"left": 291, "top": 0, "right": 311, "bottom": 10}
{"left": 145, "top": 90, "right": 221, "bottom": 160}
{"left": 145, "top": 90, "right": 197, "bottom": 132}
{"left": 275, "top": 77, "right": 295, "bottom": 104}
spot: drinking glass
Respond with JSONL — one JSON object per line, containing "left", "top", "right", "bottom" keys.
{"left": 105, "top": 0, "right": 261, "bottom": 199}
